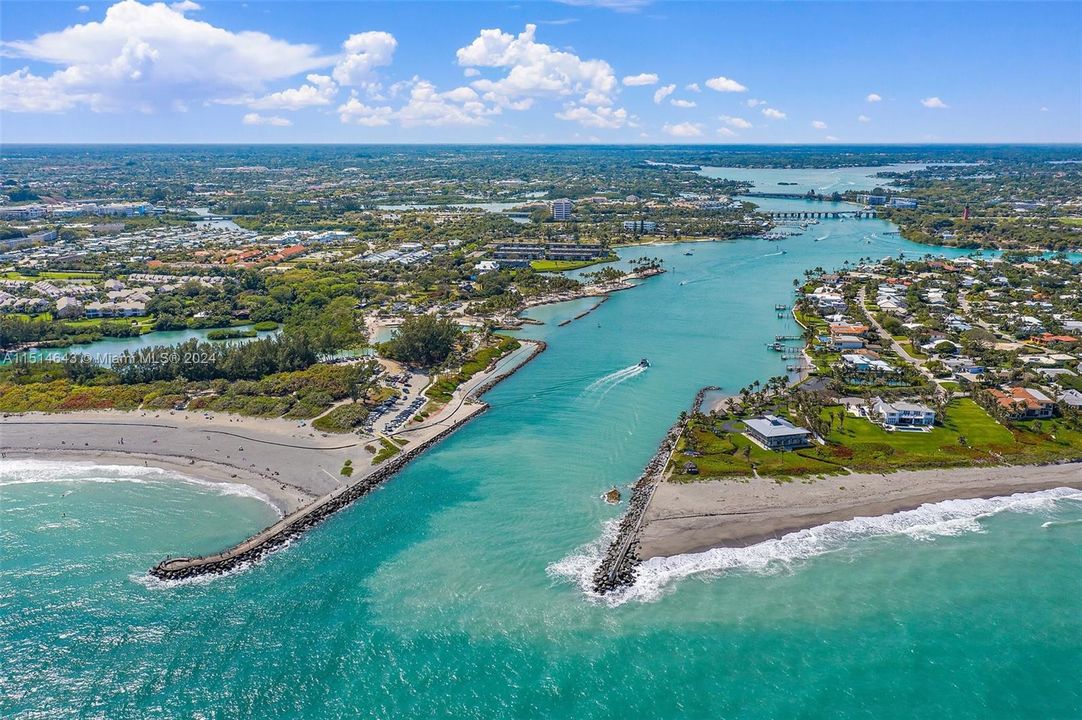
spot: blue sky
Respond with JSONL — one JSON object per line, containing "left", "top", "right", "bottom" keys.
{"left": 1, "top": 1, "right": 1079, "bottom": 143}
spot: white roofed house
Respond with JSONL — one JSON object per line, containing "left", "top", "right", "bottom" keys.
{"left": 743, "top": 415, "right": 813, "bottom": 451}
{"left": 54, "top": 296, "right": 84, "bottom": 319}
{"left": 872, "top": 399, "right": 936, "bottom": 429}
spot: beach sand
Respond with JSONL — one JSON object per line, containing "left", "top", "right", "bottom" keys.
{"left": 0, "top": 340, "right": 542, "bottom": 519}
{"left": 638, "top": 463, "right": 1082, "bottom": 559}
{"left": 0, "top": 410, "right": 363, "bottom": 514}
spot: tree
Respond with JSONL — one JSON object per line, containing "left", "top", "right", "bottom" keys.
{"left": 382, "top": 315, "right": 461, "bottom": 367}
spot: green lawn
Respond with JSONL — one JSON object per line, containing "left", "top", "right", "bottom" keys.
{"left": 672, "top": 398, "right": 1081, "bottom": 481}
{"left": 817, "top": 398, "right": 1078, "bottom": 472}
{"left": 670, "top": 417, "right": 844, "bottom": 481}
{"left": 372, "top": 437, "right": 402, "bottom": 464}
{"left": 0, "top": 271, "right": 101, "bottom": 280}
{"left": 529, "top": 255, "right": 616, "bottom": 272}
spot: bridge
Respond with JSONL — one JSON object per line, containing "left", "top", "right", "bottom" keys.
{"left": 767, "top": 210, "right": 877, "bottom": 219}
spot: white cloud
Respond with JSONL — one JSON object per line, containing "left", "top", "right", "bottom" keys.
{"left": 811, "top": 120, "right": 827, "bottom": 129}
{"left": 622, "top": 72, "right": 658, "bottom": 86}
{"left": 2, "top": 0, "right": 332, "bottom": 113}
{"left": 857, "top": 114, "right": 870, "bottom": 123}
{"left": 456, "top": 24, "right": 617, "bottom": 110}
{"left": 556, "top": 104, "right": 628, "bottom": 128}
{"left": 761, "top": 107, "right": 786, "bottom": 120}
{"left": 653, "top": 83, "right": 675, "bottom": 104}
{"left": 337, "top": 96, "right": 393, "bottom": 126}
{"left": 337, "top": 77, "right": 500, "bottom": 127}
{"left": 242, "top": 112, "right": 290, "bottom": 126}
{"left": 170, "top": 0, "right": 201, "bottom": 11}
{"left": 248, "top": 74, "right": 336, "bottom": 110}
{"left": 921, "top": 96, "right": 949, "bottom": 109}
{"left": 332, "top": 31, "right": 397, "bottom": 87}
{"left": 396, "top": 79, "right": 498, "bottom": 127}
{"left": 1040, "top": 106, "right": 1049, "bottom": 112}
{"left": 463, "top": 67, "right": 480, "bottom": 78}
{"left": 824, "top": 135, "right": 838, "bottom": 141}
{"left": 685, "top": 82, "right": 700, "bottom": 92}
{"left": 866, "top": 93, "right": 882, "bottom": 103}
{"left": 670, "top": 98, "right": 696, "bottom": 108}
{"left": 745, "top": 98, "right": 764, "bottom": 108}
{"left": 705, "top": 75, "right": 747, "bottom": 93}
{"left": 719, "top": 114, "right": 752, "bottom": 129}
{"left": 716, "top": 126, "right": 737, "bottom": 137}
{"left": 77, "top": 4, "right": 90, "bottom": 11}
{"left": 662, "top": 121, "right": 703, "bottom": 138}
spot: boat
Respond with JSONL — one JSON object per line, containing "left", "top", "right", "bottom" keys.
{"left": 684, "top": 251, "right": 693, "bottom": 256}
{"left": 639, "top": 358, "right": 650, "bottom": 368}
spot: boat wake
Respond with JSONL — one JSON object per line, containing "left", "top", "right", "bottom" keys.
{"left": 583, "top": 364, "right": 647, "bottom": 395}
{"left": 549, "top": 487, "right": 1082, "bottom": 607}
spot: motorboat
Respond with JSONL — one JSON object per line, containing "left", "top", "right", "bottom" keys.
{"left": 639, "top": 358, "right": 650, "bottom": 368}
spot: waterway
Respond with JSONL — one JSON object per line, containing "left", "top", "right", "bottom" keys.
{"left": 2, "top": 170, "right": 1079, "bottom": 718}
{"left": 10, "top": 325, "right": 278, "bottom": 365}
{"left": 698, "top": 163, "right": 926, "bottom": 193}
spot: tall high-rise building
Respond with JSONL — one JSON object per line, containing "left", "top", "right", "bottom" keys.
{"left": 551, "top": 198, "right": 572, "bottom": 221}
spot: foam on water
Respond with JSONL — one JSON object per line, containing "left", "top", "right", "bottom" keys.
{"left": 549, "top": 487, "right": 1082, "bottom": 607}
{"left": 0, "top": 458, "right": 281, "bottom": 516}
{"left": 583, "top": 364, "right": 646, "bottom": 394}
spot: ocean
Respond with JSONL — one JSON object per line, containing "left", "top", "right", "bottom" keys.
{"left": 2, "top": 174, "right": 1080, "bottom": 718}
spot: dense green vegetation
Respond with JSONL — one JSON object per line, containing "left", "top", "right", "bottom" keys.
{"left": 381, "top": 315, "right": 462, "bottom": 368}
{"left": 426, "top": 336, "right": 520, "bottom": 403}
{"left": 0, "top": 360, "right": 377, "bottom": 419}
{"left": 313, "top": 403, "right": 370, "bottom": 433}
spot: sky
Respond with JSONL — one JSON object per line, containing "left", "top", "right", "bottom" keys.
{"left": 1, "top": 0, "right": 1079, "bottom": 144}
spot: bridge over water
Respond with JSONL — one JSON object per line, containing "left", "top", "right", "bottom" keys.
{"left": 767, "top": 210, "right": 877, "bottom": 219}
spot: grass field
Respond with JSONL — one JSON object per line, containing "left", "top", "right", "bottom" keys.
{"left": 670, "top": 398, "right": 1082, "bottom": 481}
{"left": 1, "top": 271, "right": 102, "bottom": 280}
{"left": 529, "top": 255, "right": 616, "bottom": 272}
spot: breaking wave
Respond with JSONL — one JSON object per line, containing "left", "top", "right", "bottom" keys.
{"left": 0, "top": 458, "right": 280, "bottom": 515}
{"left": 549, "top": 487, "right": 1082, "bottom": 606}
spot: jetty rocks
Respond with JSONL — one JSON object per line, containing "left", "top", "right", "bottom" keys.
{"left": 591, "top": 385, "right": 719, "bottom": 594}
{"left": 149, "top": 409, "right": 486, "bottom": 581}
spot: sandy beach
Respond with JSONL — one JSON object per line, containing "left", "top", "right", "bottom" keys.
{"left": 0, "top": 411, "right": 361, "bottom": 514}
{"left": 638, "top": 463, "right": 1082, "bottom": 559}
{"left": 0, "top": 339, "right": 542, "bottom": 522}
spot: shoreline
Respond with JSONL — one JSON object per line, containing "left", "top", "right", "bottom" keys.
{"left": 0, "top": 448, "right": 298, "bottom": 515}
{"left": 0, "top": 338, "right": 547, "bottom": 578}
{"left": 637, "top": 463, "right": 1082, "bottom": 559}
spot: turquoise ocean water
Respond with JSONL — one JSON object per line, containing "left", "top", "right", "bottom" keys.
{"left": 2, "top": 170, "right": 1080, "bottom": 718}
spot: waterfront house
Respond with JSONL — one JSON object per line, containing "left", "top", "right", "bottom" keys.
{"left": 872, "top": 398, "right": 936, "bottom": 428}
{"left": 831, "top": 334, "right": 865, "bottom": 350}
{"left": 744, "top": 415, "right": 812, "bottom": 451}
{"left": 988, "top": 386, "right": 1056, "bottom": 420}
{"left": 841, "top": 353, "right": 894, "bottom": 373}
{"left": 55, "top": 296, "right": 84, "bottom": 319}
